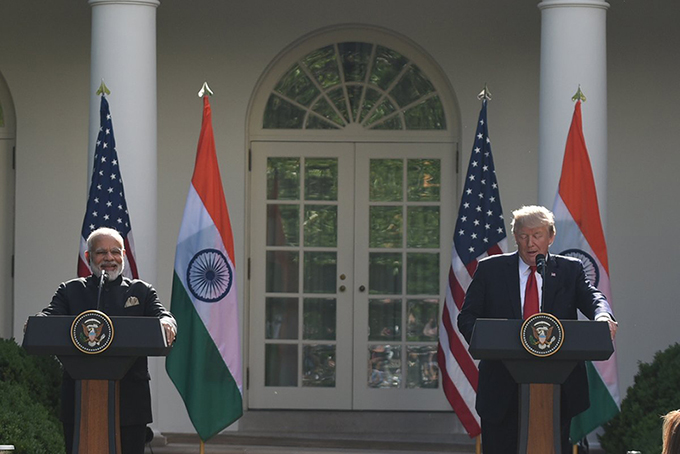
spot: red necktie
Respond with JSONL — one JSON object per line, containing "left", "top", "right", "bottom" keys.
{"left": 524, "top": 265, "right": 539, "bottom": 318}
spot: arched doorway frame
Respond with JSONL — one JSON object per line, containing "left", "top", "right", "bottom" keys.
{"left": 244, "top": 24, "right": 461, "bottom": 411}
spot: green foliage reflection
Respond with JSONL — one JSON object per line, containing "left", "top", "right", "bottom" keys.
{"left": 264, "top": 42, "right": 446, "bottom": 130}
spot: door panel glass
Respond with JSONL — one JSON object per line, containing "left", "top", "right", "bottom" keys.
{"left": 303, "top": 252, "right": 337, "bottom": 293}
{"left": 407, "top": 159, "right": 440, "bottom": 202}
{"left": 406, "top": 345, "right": 439, "bottom": 389}
{"left": 369, "top": 159, "right": 402, "bottom": 202}
{"left": 304, "top": 205, "right": 337, "bottom": 247}
{"left": 406, "top": 253, "right": 439, "bottom": 295}
{"left": 370, "top": 46, "right": 409, "bottom": 90}
{"left": 304, "top": 45, "right": 340, "bottom": 89}
{"left": 267, "top": 204, "right": 299, "bottom": 246}
{"left": 368, "top": 345, "right": 401, "bottom": 388}
{"left": 305, "top": 158, "right": 338, "bottom": 201}
{"left": 339, "top": 42, "right": 373, "bottom": 83}
{"left": 266, "top": 297, "right": 299, "bottom": 340}
{"left": 406, "top": 298, "right": 439, "bottom": 342}
{"left": 404, "top": 96, "right": 446, "bottom": 130}
{"left": 267, "top": 157, "right": 300, "bottom": 200}
{"left": 265, "top": 344, "right": 298, "bottom": 386}
{"left": 274, "top": 63, "right": 320, "bottom": 107}
{"left": 369, "top": 206, "right": 402, "bottom": 248}
{"left": 302, "top": 344, "right": 336, "bottom": 388}
{"left": 368, "top": 252, "right": 402, "bottom": 294}
{"left": 303, "top": 298, "right": 337, "bottom": 340}
{"left": 266, "top": 251, "right": 299, "bottom": 293}
{"left": 390, "top": 65, "right": 435, "bottom": 107}
{"left": 368, "top": 298, "right": 401, "bottom": 341}
{"left": 406, "top": 206, "right": 439, "bottom": 248}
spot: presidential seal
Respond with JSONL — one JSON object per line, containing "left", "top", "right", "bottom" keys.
{"left": 187, "top": 248, "right": 233, "bottom": 303}
{"left": 71, "top": 310, "right": 114, "bottom": 354}
{"left": 520, "top": 313, "right": 564, "bottom": 357}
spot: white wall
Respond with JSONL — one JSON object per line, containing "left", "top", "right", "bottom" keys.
{"left": 1, "top": 0, "right": 679, "bottom": 435}
{"left": 607, "top": 0, "right": 680, "bottom": 395}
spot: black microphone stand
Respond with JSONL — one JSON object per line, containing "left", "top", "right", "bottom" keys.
{"left": 96, "top": 271, "right": 107, "bottom": 311}
{"left": 537, "top": 255, "right": 547, "bottom": 312}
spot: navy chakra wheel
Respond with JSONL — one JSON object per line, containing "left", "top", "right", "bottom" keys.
{"left": 559, "top": 248, "right": 600, "bottom": 287}
{"left": 187, "top": 248, "right": 233, "bottom": 303}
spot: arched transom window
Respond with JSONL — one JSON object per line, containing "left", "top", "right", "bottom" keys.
{"left": 263, "top": 42, "right": 446, "bottom": 131}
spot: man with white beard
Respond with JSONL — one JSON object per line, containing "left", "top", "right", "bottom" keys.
{"left": 37, "top": 227, "right": 177, "bottom": 454}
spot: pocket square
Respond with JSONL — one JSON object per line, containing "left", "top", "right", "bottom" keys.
{"left": 124, "top": 297, "right": 140, "bottom": 308}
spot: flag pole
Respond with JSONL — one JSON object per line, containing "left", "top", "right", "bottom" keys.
{"left": 474, "top": 88, "right": 490, "bottom": 454}
{"left": 200, "top": 439, "right": 205, "bottom": 454}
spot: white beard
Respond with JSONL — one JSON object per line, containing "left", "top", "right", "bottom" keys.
{"left": 90, "top": 259, "right": 125, "bottom": 281}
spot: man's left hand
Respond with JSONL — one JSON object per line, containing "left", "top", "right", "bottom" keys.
{"left": 607, "top": 319, "right": 618, "bottom": 341}
{"left": 161, "top": 320, "right": 177, "bottom": 345}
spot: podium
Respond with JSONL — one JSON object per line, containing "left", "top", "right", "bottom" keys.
{"left": 469, "top": 318, "right": 613, "bottom": 454}
{"left": 22, "top": 315, "right": 172, "bottom": 454}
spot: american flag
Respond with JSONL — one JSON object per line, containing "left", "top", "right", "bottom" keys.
{"left": 77, "top": 95, "right": 139, "bottom": 279}
{"left": 437, "top": 99, "right": 507, "bottom": 437}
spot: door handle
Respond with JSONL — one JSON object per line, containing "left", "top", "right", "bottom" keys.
{"left": 358, "top": 285, "right": 366, "bottom": 292}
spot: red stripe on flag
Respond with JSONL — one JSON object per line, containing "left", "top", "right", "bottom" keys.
{"left": 124, "top": 238, "right": 139, "bottom": 279}
{"left": 448, "top": 267, "right": 467, "bottom": 311}
{"left": 438, "top": 345, "right": 481, "bottom": 437}
{"left": 558, "top": 100, "right": 609, "bottom": 272}
{"left": 441, "top": 302, "right": 479, "bottom": 386}
{"left": 77, "top": 256, "right": 90, "bottom": 278}
{"left": 486, "top": 244, "right": 503, "bottom": 257}
{"left": 464, "top": 260, "right": 477, "bottom": 277}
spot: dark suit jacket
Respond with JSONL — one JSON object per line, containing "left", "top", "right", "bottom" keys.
{"left": 457, "top": 251, "right": 612, "bottom": 423}
{"left": 40, "top": 274, "right": 176, "bottom": 426}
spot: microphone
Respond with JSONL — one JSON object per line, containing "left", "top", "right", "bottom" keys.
{"left": 96, "top": 271, "right": 107, "bottom": 311}
{"left": 535, "top": 254, "right": 546, "bottom": 275}
{"left": 535, "top": 254, "right": 547, "bottom": 312}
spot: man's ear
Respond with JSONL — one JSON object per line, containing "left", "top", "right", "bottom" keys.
{"left": 85, "top": 250, "right": 90, "bottom": 263}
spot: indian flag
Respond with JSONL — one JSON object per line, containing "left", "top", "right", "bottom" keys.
{"left": 550, "top": 100, "right": 620, "bottom": 442}
{"left": 166, "top": 95, "right": 243, "bottom": 441}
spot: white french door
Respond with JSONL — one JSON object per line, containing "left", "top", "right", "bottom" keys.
{"left": 249, "top": 142, "right": 355, "bottom": 409}
{"left": 249, "top": 141, "right": 455, "bottom": 411}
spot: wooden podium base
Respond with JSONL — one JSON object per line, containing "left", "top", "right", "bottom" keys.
{"left": 519, "top": 383, "right": 561, "bottom": 454}
{"left": 73, "top": 380, "right": 121, "bottom": 454}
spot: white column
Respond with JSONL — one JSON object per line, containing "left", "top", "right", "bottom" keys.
{"left": 89, "top": 0, "right": 159, "bottom": 281}
{"left": 538, "top": 0, "right": 609, "bottom": 227}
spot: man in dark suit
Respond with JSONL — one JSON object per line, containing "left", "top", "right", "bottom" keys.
{"left": 38, "top": 227, "right": 177, "bottom": 454}
{"left": 458, "top": 205, "right": 617, "bottom": 454}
